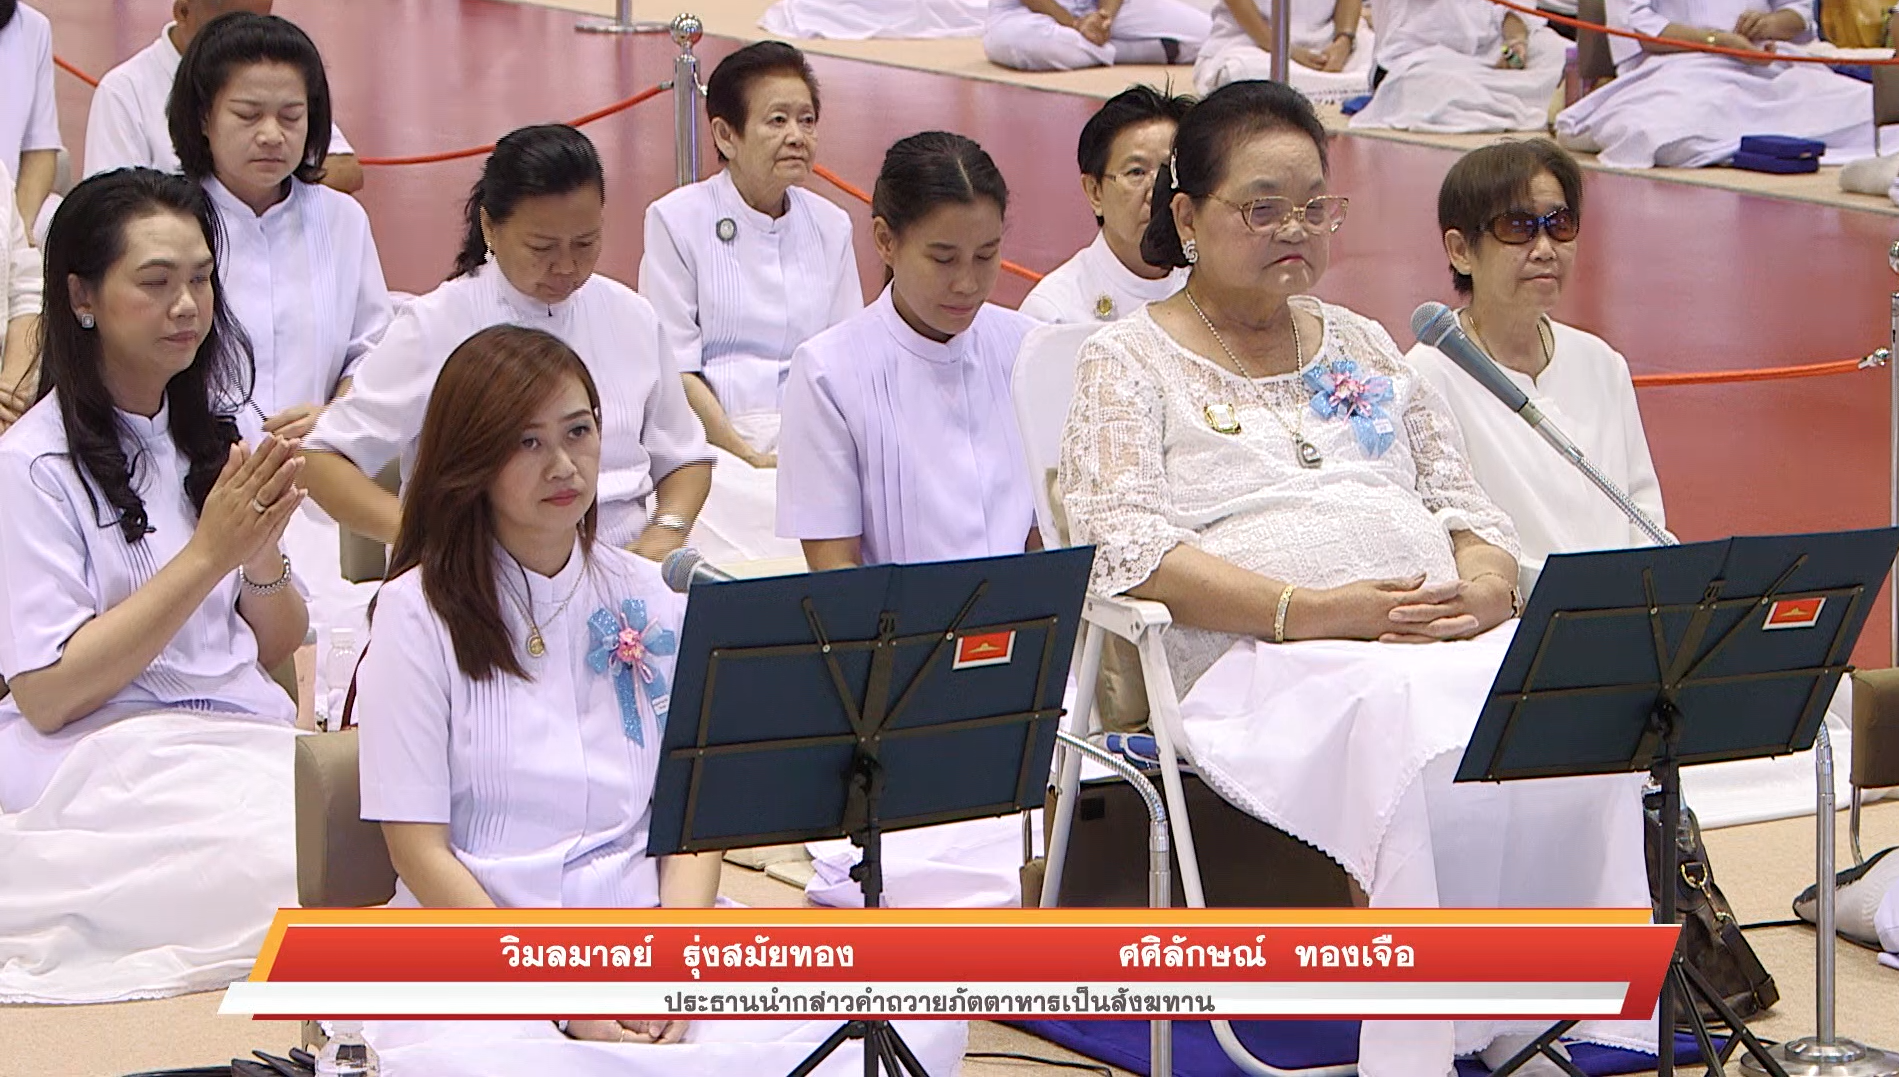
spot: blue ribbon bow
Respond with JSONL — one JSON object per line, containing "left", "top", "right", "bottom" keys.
{"left": 1304, "top": 358, "right": 1397, "bottom": 458}
{"left": 586, "top": 599, "right": 677, "bottom": 745}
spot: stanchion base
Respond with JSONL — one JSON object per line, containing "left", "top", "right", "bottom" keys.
{"left": 1742, "top": 1037, "right": 1899, "bottom": 1076}
{"left": 576, "top": 17, "right": 669, "bottom": 33}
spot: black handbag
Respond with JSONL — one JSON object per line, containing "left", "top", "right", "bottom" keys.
{"left": 1644, "top": 789, "right": 1779, "bottom": 1026}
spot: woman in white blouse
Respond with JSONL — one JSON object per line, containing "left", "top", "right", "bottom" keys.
{"left": 168, "top": 11, "right": 391, "bottom": 441}
{"left": 1059, "top": 81, "right": 1648, "bottom": 1075}
{"left": 354, "top": 324, "right": 964, "bottom": 1073}
{"left": 0, "top": 171, "right": 304, "bottom": 1000}
{"left": 1407, "top": 140, "right": 1668, "bottom": 594}
{"left": 304, "top": 124, "right": 712, "bottom": 559}
{"left": 641, "top": 41, "right": 859, "bottom": 562}
{"left": 0, "top": 161, "right": 39, "bottom": 432}
{"left": 777, "top": 131, "right": 1040, "bottom": 570}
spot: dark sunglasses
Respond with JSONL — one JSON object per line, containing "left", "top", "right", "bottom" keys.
{"left": 1487, "top": 206, "right": 1579, "bottom": 245}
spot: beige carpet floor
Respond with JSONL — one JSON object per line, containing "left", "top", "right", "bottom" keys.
{"left": 518, "top": 0, "right": 1899, "bottom": 218}
{"left": 3, "top": 801, "right": 1894, "bottom": 1076}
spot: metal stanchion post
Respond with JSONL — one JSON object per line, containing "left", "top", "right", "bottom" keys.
{"left": 577, "top": 0, "right": 667, "bottom": 34}
{"left": 1270, "top": 0, "right": 1291, "bottom": 83}
{"left": 670, "top": 14, "right": 704, "bottom": 188}
{"left": 1742, "top": 724, "right": 1899, "bottom": 1076}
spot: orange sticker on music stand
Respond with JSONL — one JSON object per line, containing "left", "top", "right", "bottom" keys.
{"left": 1763, "top": 597, "right": 1825, "bottom": 631}
{"left": 953, "top": 630, "right": 1017, "bottom": 670}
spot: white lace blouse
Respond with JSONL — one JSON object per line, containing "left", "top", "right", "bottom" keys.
{"left": 1059, "top": 297, "right": 1520, "bottom": 688}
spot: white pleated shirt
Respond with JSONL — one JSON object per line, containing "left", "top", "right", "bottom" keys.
{"left": 204, "top": 177, "right": 391, "bottom": 423}
{"left": 777, "top": 286, "right": 1038, "bottom": 565}
{"left": 0, "top": 3, "right": 61, "bottom": 178}
{"left": 1018, "top": 231, "right": 1186, "bottom": 325}
{"left": 640, "top": 169, "right": 863, "bottom": 426}
{"left": 84, "top": 23, "right": 354, "bottom": 178}
{"left": 0, "top": 395, "right": 296, "bottom": 811}
{"left": 305, "top": 260, "right": 712, "bottom": 546}
{"left": 357, "top": 542, "right": 682, "bottom": 909}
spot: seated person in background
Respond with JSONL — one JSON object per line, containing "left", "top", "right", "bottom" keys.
{"left": 1555, "top": 0, "right": 1874, "bottom": 168}
{"left": 85, "top": 0, "right": 364, "bottom": 194}
{"left": 0, "top": 0, "right": 61, "bottom": 240}
{"left": 303, "top": 125, "right": 712, "bottom": 560}
{"left": 640, "top": 41, "right": 859, "bottom": 562}
{"left": 354, "top": 323, "right": 965, "bottom": 1075}
{"left": 1350, "top": 0, "right": 1567, "bottom": 132}
{"left": 171, "top": 12, "right": 391, "bottom": 442}
{"left": 0, "top": 161, "right": 39, "bottom": 432}
{"left": 1195, "top": 0, "right": 1378, "bottom": 104}
{"left": 1059, "top": 81, "right": 1650, "bottom": 1076}
{"left": 778, "top": 131, "right": 1040, "bottom": 571}
{"left": 1408, "top": 139, "right": 1667, "bottom": 593}
{"left": 0, "top": 170, "right": 304, "bottom": 1002}
{"left": 983, "top": 0, "right": 1211, "bottom": 71}
{"left": 1021, "top": 85, "right": 1192, "bottom": 325}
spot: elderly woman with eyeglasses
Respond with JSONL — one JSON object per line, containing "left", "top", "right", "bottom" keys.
{"left": 1058, "top": 84, "right": 1651, "bottom": 1076}
{"left": 1408, "top": 140, "right": 1669, "bottom": 597}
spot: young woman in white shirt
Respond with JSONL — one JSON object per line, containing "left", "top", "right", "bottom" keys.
{"left": 640, "top": 41, "right": 859, "bottom": 563}
{"left": 777, "top": 131, "right": 1040, "bottom": 569}
{"left": 354, "top": 324, "right": 965, "bottom": 1072}
{"left": 168, "top": 11, "right": 391, "bottom": 442}
{"left": 0, "top": 171, "right": 306, "bottom": 1002}
{"left": 1405, "top": 139, "right": 1668, "bottom": 594}
{"left": 304, "top": 124, "right": 712, "bottom": 558}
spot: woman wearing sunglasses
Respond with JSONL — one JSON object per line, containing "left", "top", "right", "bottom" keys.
{"left": 1059, "top": 84, "right": 1649, "bottom": 1076}
{"left": 1408, "top": 139, "right": 1669, "bottom": 595}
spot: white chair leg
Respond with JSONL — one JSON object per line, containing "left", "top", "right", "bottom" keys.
{"left": 1042, "top": 622, "right": 1106, "bottom": 907}
{"left": 1134, "top": 634, "right": 1208, "bottom": 909}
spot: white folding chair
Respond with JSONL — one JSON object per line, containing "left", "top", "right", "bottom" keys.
{"left": 1010, "top": 323, "right": 1351, "bottom": 1078}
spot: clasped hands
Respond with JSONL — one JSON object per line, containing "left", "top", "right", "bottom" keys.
{"left": 561, "top": 1018, "right": 689, "bottom": 1044}
{"left": 1292, "top": 35, "right": 1353, "bottom": 72}
{"left": 1074, "top": 10, "right": 1114, "bottom": 46}
{"left": 1309, "top": 572, "right": 1516, "bottom": 644}
{"left": 188, "top": 434, "right": 305, "bottom": 581}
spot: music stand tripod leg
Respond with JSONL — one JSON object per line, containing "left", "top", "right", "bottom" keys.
{"left": 793, "top": 1020, "right": 865, "bottom": 1076}
{"left": 1489, "top": 1020, "right": 1583, "bottom": 1077}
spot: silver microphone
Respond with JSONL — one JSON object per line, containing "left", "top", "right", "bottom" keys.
{"left": 660, "top": 547, "right": 735, "bottom": 593}
{"left": 1409, "top": 301, "right": 1672, "bottom": 548}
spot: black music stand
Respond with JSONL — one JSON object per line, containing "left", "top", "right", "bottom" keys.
{"left": 647, "top": 548, "right": 1093, "bottom": 1076}
{"left": 1458, "top": 528, "right": 1899, "bottom": 1078}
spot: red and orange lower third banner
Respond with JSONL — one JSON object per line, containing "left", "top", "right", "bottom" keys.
{"left": 221, "top": 908, "right": 1676, "bottom": 1021}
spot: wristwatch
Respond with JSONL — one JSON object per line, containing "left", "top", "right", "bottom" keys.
{"left": 650, "top": 512, "right": 689, "bottom": 535}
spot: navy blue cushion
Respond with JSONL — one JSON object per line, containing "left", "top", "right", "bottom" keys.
{"left": 1732, "top": 150, "right": 1821, "bottom": 174}
{"left": 1737, "top": 134, "right": 1827, "bottom": 159}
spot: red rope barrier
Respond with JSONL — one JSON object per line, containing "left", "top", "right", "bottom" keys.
{"left": 811, "top": 163, "right": 1047, "bottom": 285}
{"left": 55, "top": 55, "right": 100, "bottom": 87}
{"left": 1486, "top": 0, "right": 1899, "bottom": 64}
{"left": 356, "top": 83, "right": 667, "bottom": 166}
{"left": 1631, "top": 356, "right": 1875, "bottom": 387}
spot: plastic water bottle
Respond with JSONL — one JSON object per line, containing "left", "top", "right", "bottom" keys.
{"left": 320, "top": 628, "right": 357, "bottom": 729}
{"left": 314, "top": 1020, "right": 378, "bottom": 1077}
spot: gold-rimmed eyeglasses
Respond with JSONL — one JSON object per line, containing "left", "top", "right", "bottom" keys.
{"left": 1207, "top": 193, "right": 1350, "bottom": 235}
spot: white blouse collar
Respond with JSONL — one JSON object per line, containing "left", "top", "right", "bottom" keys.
{"left": 873, "top": 285, "right": 970, "bottom": 366}
{"left": 713, "top": 168, "right": 785, "bottom": 236}
{"left": 499, "top": 534, "right": 590, "bottom": 605}
{"left": 203, "top": 175, "right": 297, "bottom": 222}
{"left": 481, "top": 258, "right": 577, "bottom": 322}
{"left": 116, "top": 397, "right": 173, "bottom": 444}
{"left": 1088, "top": 231, "right": 1181, "bottom": 302}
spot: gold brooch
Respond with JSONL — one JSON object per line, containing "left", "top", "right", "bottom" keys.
{"left": 1093, "top": 294, "right": 1116, "bottom": 320}
{"left": 1205, "top": 402, "right": 1241, "bottom": 434}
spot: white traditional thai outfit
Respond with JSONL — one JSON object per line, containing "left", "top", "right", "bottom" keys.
{"left": 1554, "top": 0, "right": 1874, "bottom": 168}
{"left": 1018, "top": 231, "right": 1186, "bottom": 325}
{"left": 1059, "top": 301, "right": 1652, "bottom": 1074}
{"left": 0, "top": 3, "right": 59, "bottom": 187}
{"left": 356, "top": 541, "right": 966, "bottom": 1075}
{"left": 0, "top": 394, "right": 298, "bottom": 1003}
{"left": 1193, "top": 0, "right": 1378, "bottom": 103}
{"left": 1350, "top": 0, "right": 1567, "bottom": 132}
{"left": 1407, "top": 319, "right": 1667, "bottom": 594}
{"left": 640, "top": 169, "right": 861, "bottom": 563}
{"left": 759, "top": 0, "right": 988, "bottom": 38}
{"left": 777, "top": 287, "right": 1038, "bottom": 564}
{"left": 0, "top": 162, "right": 39, "bottom": 367}
{"left": 306, "top": 261, "right": 712, "bottom": 548}
{"left": 84, "top": 23, "right": 354, "bottom": 178}
{"left": 205, "top": 177, "right": 391, "bottom": 423}
{"left": 984, "top": 0, "right": 1212, "bottom": 70}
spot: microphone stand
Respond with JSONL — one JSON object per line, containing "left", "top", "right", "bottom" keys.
{"left": 1515, "top": 399, "right": 1673, "bottom": 548}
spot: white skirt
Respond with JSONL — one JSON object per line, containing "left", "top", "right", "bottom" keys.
{"left": 1194, "top": 27, "right": 1378, "bottom": 104}
{"left": 0, "top": 710, "right": 298, "bottom": 1004}
{"left": 757, "top": 0, "right": 986, "bottom": 39}
{"left": 1350, "top": 27, "right": 1567, "bottom": 133}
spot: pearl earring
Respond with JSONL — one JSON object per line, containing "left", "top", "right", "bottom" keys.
{"left": 77, "top": 313, "right": 96, "bottom": 329}
{"left": 1182, "top": 239, "right": 1198, "bottom": 265}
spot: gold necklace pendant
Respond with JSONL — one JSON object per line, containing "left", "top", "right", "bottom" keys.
{"left": 1295, "top": 438, "right": 1323, "bottom": 469}
{"left": 526, "top": 626, "right": 547, "bottom": 658}
{"left": 1205, "top": 402, "right": 1242, "bottom": 434}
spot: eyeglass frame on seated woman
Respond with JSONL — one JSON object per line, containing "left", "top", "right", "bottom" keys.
{"left": 1203, "top": 193, "right": 1350, "bottom": 235}
{"left": 1485, "top": 205, "right": 1578, "bottom": 245}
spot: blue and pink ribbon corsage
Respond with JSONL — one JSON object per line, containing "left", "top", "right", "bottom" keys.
{"left": 1304, "top": 358, "right": 1397, "bottom": 458}
{"left": 587, "top": 599, "right": 676, "bottom": 746}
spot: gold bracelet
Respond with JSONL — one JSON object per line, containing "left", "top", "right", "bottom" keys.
{"left": 1273, "top": 583, "right": 1296, "bottom": 644}
{"left": 1470, "top": 571, "right": 1523, "bottom": 618}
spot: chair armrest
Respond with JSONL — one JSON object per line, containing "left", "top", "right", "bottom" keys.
{"left": 1083, "top": 593, "right": 1173, "bottom": 642}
